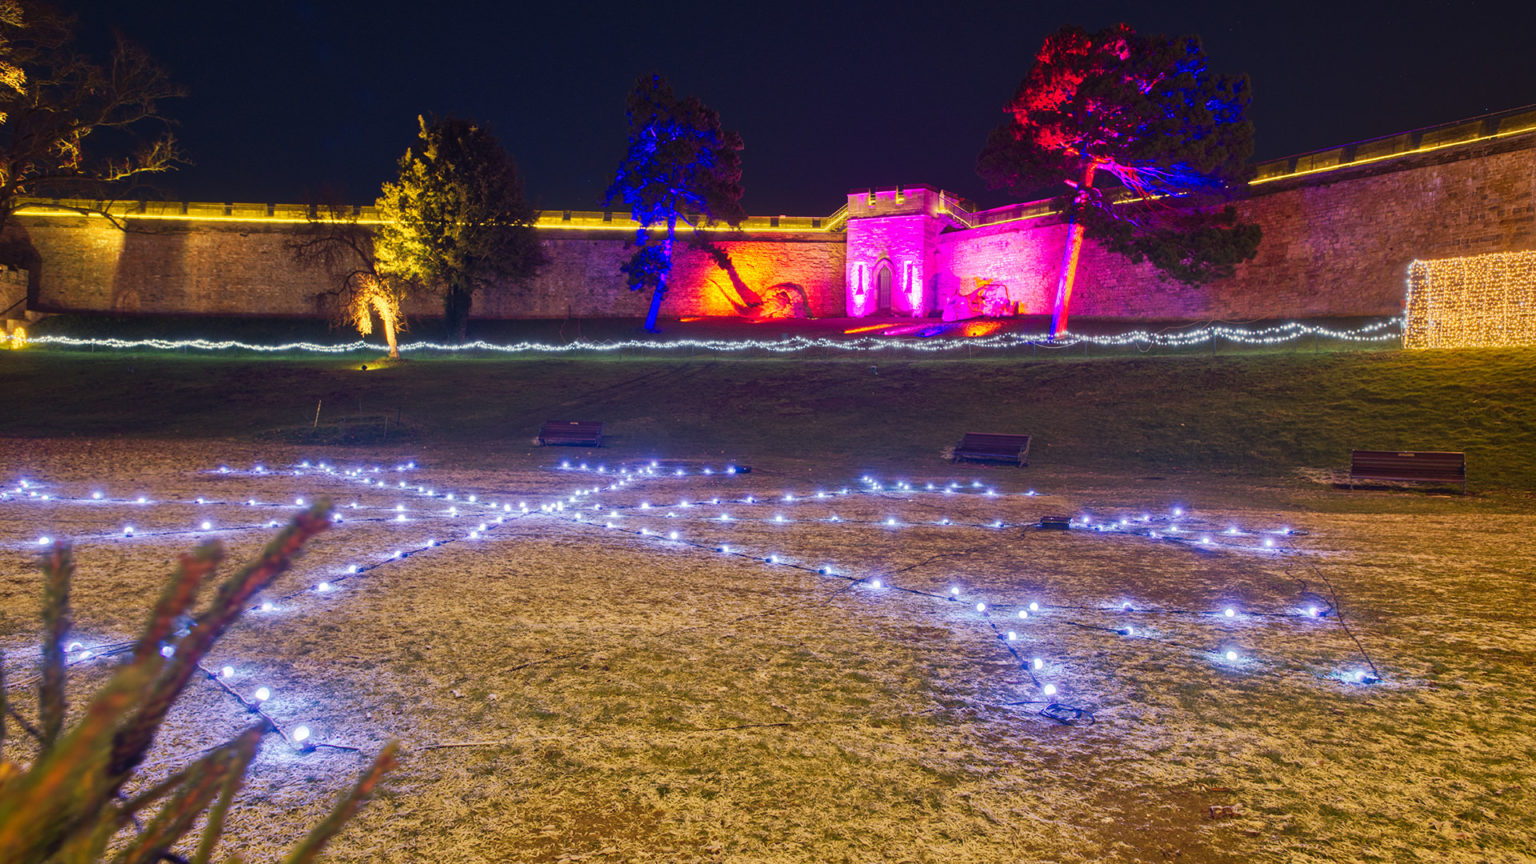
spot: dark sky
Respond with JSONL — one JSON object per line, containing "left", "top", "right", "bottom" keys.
{"left": 68, "top": 0, "right": 1536, "bottom": 215}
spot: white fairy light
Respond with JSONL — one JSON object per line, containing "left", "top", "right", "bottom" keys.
{"left": 253, "top": 687, "right": 271, "bottom": 702}
{"left": 1042, "top": 683, "right": 1057, "bottom": 696}
{"left": 5, "top": 319, "right": 1399, "bottom": 357}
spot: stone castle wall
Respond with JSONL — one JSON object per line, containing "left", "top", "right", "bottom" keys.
{"left": 5, "top": 124, "right": 1532, "bottom": 324}
{"left": 5, "top": 218, "right": 845, "bottom": 321}
{"left": 920, "top": 129, "right": 1536, "bottom": 320}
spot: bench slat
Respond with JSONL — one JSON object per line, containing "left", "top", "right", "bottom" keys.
{"left": 1348, "top": 450, "right": 1465, "bottom": 492}
{"left": 539, "top": 420, "right": 604, "bottom": 447}
{"left": 953, "top": 432, "right": 1030, "bottom": 466}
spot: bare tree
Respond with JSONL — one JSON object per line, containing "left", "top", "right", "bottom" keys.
{"left": 0, "top": 1, "right": 183, "bottom": 233}
{"left": 288, "top": 202, "right": 407, "bottom": 358}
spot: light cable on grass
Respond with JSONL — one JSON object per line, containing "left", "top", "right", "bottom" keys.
{"left": 4, "top": 457, "right": 1386, "bottom": 757}
{"left": 1, "top": 318, "right": 1403, "bottom": 355}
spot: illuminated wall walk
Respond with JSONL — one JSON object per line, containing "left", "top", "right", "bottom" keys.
{"left": 4, "top": 108, "right": 1535, "bottom": 327}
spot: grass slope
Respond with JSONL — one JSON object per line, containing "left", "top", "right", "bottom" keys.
{"left": 2, "top": 347, "right": 1533, "bottom": 490}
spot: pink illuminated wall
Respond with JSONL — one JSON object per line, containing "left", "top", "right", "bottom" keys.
{"left": 935, "top": 221, "right": 1066, "bottom": 316}
{"left": 844, "top": 187, "right": 942, "bottom": 318}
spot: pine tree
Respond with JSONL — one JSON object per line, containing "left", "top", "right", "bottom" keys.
{"left": 0, "top": 506, "right": 396, "bottom": 864}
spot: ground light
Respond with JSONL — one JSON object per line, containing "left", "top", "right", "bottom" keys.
{"left": 14, "top": 456, "right": 1375, "bottom": 750}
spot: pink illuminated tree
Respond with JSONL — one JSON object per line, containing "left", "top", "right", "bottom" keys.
{"left": 978, "top": 24, "right": 1261, "bottom": 337}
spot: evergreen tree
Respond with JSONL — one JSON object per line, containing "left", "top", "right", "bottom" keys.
{"left": 375, "top": 116, "right": 543, "bottom": 343}
{"left": 606, "top": 75, "right": 745, "bottom": 332}
{"left": 0, "top": 509, "right": 396, "bottom": 864}
{"left": 978, "top": 23, "right": 1261, "bottom": 336}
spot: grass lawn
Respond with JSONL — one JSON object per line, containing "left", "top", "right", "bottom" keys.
{"left": 1, "top": 345, "right": 1533, "bottom": 862}
{"left": 2, "top": 343, "right": 1533, "bottom": 492}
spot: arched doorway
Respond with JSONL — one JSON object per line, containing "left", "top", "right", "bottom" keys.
{"left": 875, "top": 262, "right": 893, "bottom": 313}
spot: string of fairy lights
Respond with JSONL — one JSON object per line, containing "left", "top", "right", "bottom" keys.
{"left": 0, "top": 318, "right": 1402, "bottom": 355}
{"left": 3, "top": 457, "right": 1383, "bottom": 755}
{"left": 1404, "top": 251, "right": 1536, "bottom": 349}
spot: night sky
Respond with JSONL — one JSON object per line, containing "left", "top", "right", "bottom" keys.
{"left": 67, "top": 0, "right": 1536, "bottom": 215}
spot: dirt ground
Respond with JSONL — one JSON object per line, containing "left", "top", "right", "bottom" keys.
{"left": 2, "top": 438, "right": 1532, "bottom": 863}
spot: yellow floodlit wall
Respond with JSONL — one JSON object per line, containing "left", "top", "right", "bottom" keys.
{"left": 1405, "top": 251, "right": 1536, "bottom": 348}
{"left": 10, "top": 198, "right": 849, "bottom": 234}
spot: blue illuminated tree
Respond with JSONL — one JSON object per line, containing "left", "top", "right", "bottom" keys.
{"left": 977, "top": 24, "right": 1261, "bottom": 337}
{"left": 607, "top": 75, "right": 745, "bottom": 332}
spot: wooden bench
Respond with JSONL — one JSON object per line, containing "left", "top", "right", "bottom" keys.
{"left": 1349, "top": 450, "right": 1465, "bottom": 493}
{"left": 538, "top": 420, "right": 604, "bottom": 447}
{"left": 952, "top": 432, "right": 1030, "bottom": 467}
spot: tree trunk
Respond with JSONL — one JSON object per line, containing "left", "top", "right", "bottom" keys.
{"left": 444, "top": 285, "right": 472, "bottom": 343}
{"left": 383, "top": 317, "right": 399, "bottom": 359}
{"left": 370, "top": 295, "right": 400, "bottom": 360}
{"left": 644, "top": 213, "right": 676, "bottom": 333}
{"left": 1048, "top": 161, "right": 1099, "bottom": 340}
